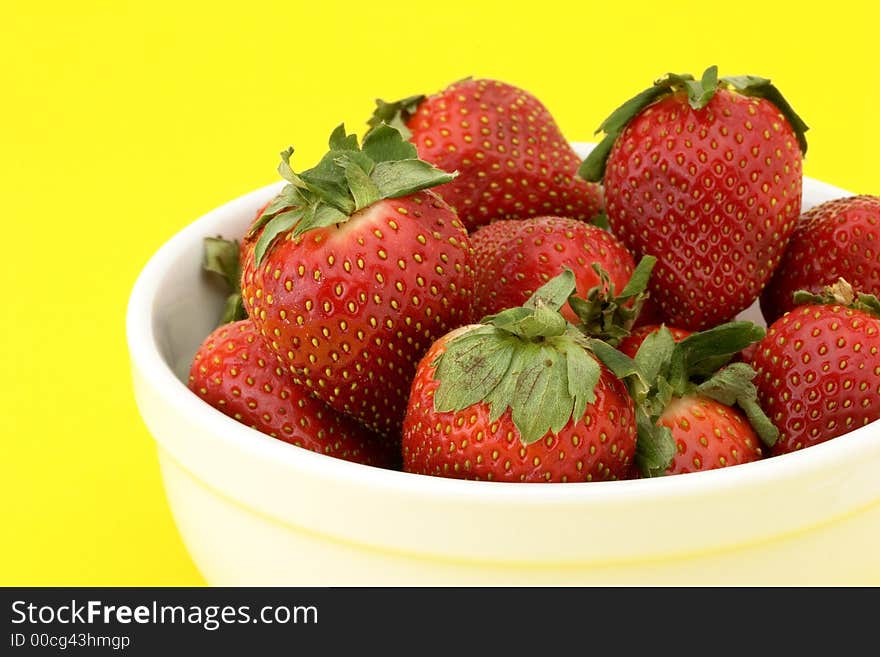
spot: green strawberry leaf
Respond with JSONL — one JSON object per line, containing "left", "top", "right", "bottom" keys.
{"left": 696, "top": 363, "right": 779, "bottom": 447}
{"left": 278, "top": 147, "right": 309, "bottom": 188}
{"left": 362, "top": 123, "right": 419, "bottom": 162}
{"left": 367, "top": 94, "right": 426, "bottom": 139}
{"left": 668, "top": 321, "right": 766, "bottom": 389}
{"left": 254, "top": 208, "right": 303, "bottom": 265}
{"left": 618, "top": 255, "right": 657, "bottom": 299}
{"left": 634, "top": 408, "right": 675, "bottom": 477}
{"left": 577, "top": 135, "right": 616, "bottom": 183}
{"left": 563, "top": 339, "right": 601, "bottom": 422}
{"left": 431, "top": 271, "right": 606, "bottom": 445}
{"left": 857, "top": 293, "right": 880, "bottom": 317}
{"left": 433, "top": 327, "right": 519, "bottom": 414}
{"left": 292, "top": 203, "right": 349, "bottom": 238}
{"left": 340, "top": 155, "right": 381, "bottom": 211}
{"left": 220, "top": 293, "right": 246, "bottom": 325}
{"left": 589, "top": 212, "right": 611, "bottom": 230}
{"left": 510, "top": 345, "right": 579, "bottom": 443}
{"left": 524, "top": 268, "right": 578, "bottom": 311}
{"left": 485, "top": 304, "right": 568, "bottom": 340}
{"left": 634, "top": 326, "right": 676, "bottom": 385}
{"left": 203, "top": 236, "right": 240, "bottom": 290}
{"left": 254, "top": 123, "right": 456, "bottom": 265}
{"left": 721, "top": 74, "right": 809, "bottom": 155}
{"left": 371, "top": 159, "right": 456, "bottom": 199}
{"left": 327, "top": 123, "right": 360, "bottom": 152}
{"left": 202, "top": 237, "right": 247, "bottom": 325}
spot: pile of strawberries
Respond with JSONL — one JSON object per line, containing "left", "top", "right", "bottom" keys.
{"left": 188, "top": 68, "right": 880, "bottom": 482}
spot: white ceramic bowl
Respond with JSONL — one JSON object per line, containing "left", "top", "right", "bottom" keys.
{"left": 127, "top": 144, "right": 880, "bottom": 585}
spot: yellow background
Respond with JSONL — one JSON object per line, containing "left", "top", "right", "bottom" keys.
{"left": 2, "top": 0, "right": 878, "bottom": 585}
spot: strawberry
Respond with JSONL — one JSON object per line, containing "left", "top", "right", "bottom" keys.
{"left": 241, "top": 124, "right": 475, "bottom": 436}
{"left": 656, "top": 395, "right": 764, "bottom": 475}
{"left": 369, "top": 78, "right": 604, "bottom": 231}
{"left": 189, "top": 320, "right": 397, "bottom": 467}
{"left": 751, "top": 279, "right": 880, "bottom": 455}
{"left": 760, "top": 195, "right": 880, "bottom": 324}
{"left": 590, "top": 321, "right": 777, "bottom": 476}
{"left": 580, "top": 66, "right": 809, "bottom": 330}
{"left": 617, "top": 324, "right": 692, "bottom": 359}
{"left": 469, "top": 215, "right": 638, "bottom": 324}
{"left": 402, "top": 271, "right": 637, "bottom": 482}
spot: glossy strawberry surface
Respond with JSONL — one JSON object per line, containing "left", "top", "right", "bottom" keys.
{"left": 470, "top": 216, "right": 635, "bottom": 323}
{"left": 405, "top": 79, "right": 604, "bottom": 230}
{"left": 760, "top": 195, "right": 880, "bottom": 324}
{"left": 402, "top": 328, "right": 637, "bottom": 482}
{"left": 604, "top": 89, "right": 803, "bottom": 330}
{"left": 188, "top": 320, "right": 397, "bottom": 467}
{"left": 242, "top": 190, "right": 475, "bottom": 436}
{"left": 657, "top": 395, "right": 763, "bottom": 474}
{"left": 751, "top": 304, "right": 880, "bottom": 455}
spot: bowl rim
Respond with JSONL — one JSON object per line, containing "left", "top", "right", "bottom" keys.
{"left": 126, "top": 152, "right": 880, "bottom": 509}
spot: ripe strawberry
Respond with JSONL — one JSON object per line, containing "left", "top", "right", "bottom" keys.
{"left": 468, "top": 216, "right": 522, "bottom": 268}
{"left": 656, "top": 395, "right": 764, "bottom": 475}
{"left": 469, "top": 215, "right": 637, "bottom": 324}
{"left": 760, "top": 195, "right": 880, "bottom": 324}
{"left": 591, "top": 321, "right": 776, "bottom": 476}
{"left": 369, "top": 78, "right": 604, "bottom": 231}
{"left": 241, "top": 124, "right": 475, "bottom": 436}
{"left": 580, "top": 66, "right": 809, "bottom": 330}
{"left": 402, "top": 271, "right": 637, "bottom": 482}
{"left": 188, "top": 320, "right": 397, "bottom": 467}
{"left": 751, "top": 279, "right": 880, "bottom": 455}
{"left": 617, "top": 324, "right": 692, "bottom": 358}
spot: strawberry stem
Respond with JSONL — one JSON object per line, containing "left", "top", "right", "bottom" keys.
{"left": 570, "top": 255, "right": 657, "bottom": 344}
{"left": 793, "top": 278, "right": 880, "bottom": 318}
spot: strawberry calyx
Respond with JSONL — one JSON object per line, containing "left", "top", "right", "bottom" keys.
{"left": 793, "top": 278, "right": 880, "bottom": 318}
{"left": 431, "top": 270, "right": 606, "bottom": 445}
{"left": 248, "top": 123, "right": 457, "bottom": 265}
{"left": 570, "top": 255, "right": 657, "bottom": 344}
{"left": 588, "top": 321, "right": 777, "bottom": 477}
{"left": 202, "top": 236, "right": 247, "bottom": 325}
{"left": 578, "top": 65, "right": 809, "bottom": 182}
{"left": 367, "top": 94, "right": 426, "bottom": 140}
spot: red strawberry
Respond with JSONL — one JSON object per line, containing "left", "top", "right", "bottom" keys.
{"left": 580, "top": 66, "right": 808, "bottom": 330}
{"left": 657, "top": 396, "right": 763, "bottom": 474}
{"left": 369, "top": 79, "right": 604, "bottom": 231}
{"left": 468, "top": 216, "right": 522, "bottom": 268}
{"left": 469, "top": 215, "right": 636, "bottom": 323}
{"left": 593, "top": 321, "right": 776, "bottom": 476}
{"left": 617, "top": 324, "right": 692, "bottom": 359}
{"left": 751, "top": 279, "right": 880, "bottom": 455}
{"left": 241, "top": 125, "right": 475, "bottom": 436}
{"left": 760, "top": 195, "right": 880, "bottom": 324}
{"left": 188, "top": 320, "right": 397, "bottom": 467}
{"left": 402, "top": 272, "right": 637, "bottom": 482}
